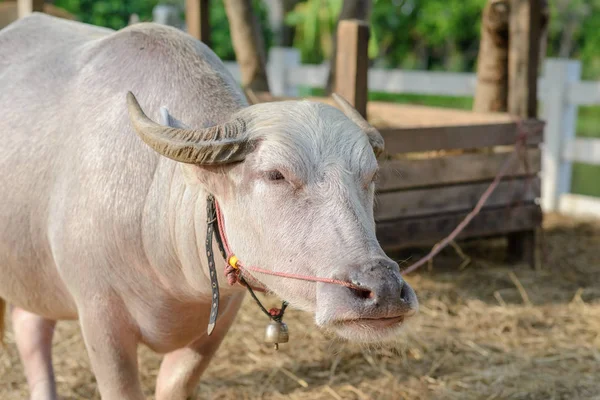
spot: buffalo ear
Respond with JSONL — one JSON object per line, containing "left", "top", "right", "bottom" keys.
{"left": 159, "top": 106, "right": 190, "bottom": 129}
{"left": 332, "top": 93, "right": 385, "bottom": 158}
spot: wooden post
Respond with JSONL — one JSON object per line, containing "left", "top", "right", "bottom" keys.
{"left": 473, "top": 0, "right": 510, "bottom": 113}
{"left": 326, "top": 0, "right": 372, "bottom": 94}
{"left": 506, "top": 0, "right": 548, "bottom": 269}
{"left": 17, "top": 0, "right": 44, "bottom": 18}
{"left": 186, "top": 0, "right": 211, "bottom": 46}
{"left": 334, "top": 19, "right": 369, "bottom": 118}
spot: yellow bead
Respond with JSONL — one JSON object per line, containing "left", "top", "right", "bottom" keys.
{"left": 228, "top": 256, "right": 239, "bottom": 269}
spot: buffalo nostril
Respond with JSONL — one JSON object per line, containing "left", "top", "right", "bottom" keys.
{"left": 349, "top": 287, "right": 375, "bottom": 300}
{"left": 399, "top": 282, "right": 412, "bottom": 303}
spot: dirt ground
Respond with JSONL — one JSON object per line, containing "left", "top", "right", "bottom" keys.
{"left": 1, "top": 212, "right": 600, "bottom": 400}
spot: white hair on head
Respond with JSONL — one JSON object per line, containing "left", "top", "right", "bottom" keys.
{"left": 236, "top": 100, "right": 378, "bottom": 181}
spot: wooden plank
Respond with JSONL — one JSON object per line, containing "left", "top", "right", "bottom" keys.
{"left": 379, "top": 119, "right": 544, "bottom": 154}
{"left": 375, "top": 177, "right": 540, "bottom": 220}
{"left": 334, "top": 20, "right": 369, "bottom": 118}
{"left": 508, "top": 0, "right": 545, "bottom": 118}
{"left": 367, "top": 100, "right": 516, "bottom": 127}
{"left": 17, "top": 0, "right": 44, "bottom": 18}
{"left": 186, "top": 0, "right": 210, "bottom": 45}
{"left": 377, "top": 147, "right": 541, "bottom": 191}
{"left": 376, "top": 204, "right": 542, "bottom": 250}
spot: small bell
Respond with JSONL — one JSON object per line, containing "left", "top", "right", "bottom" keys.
{"left": 264, "top": 319, "right": 289, "bottom": 350}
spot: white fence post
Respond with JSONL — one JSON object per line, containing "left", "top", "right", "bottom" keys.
{"left": 152, "top": 4, "right": 184, "bottom": 30}
{"left": 540, "top": 59, "right": 582, "bottom": 212}
{"left": 268, "top": 47, "right": 301, "bottom": 97}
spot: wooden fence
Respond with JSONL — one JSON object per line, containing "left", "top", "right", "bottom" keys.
{"left": 223, "top": 51, "right": 600, "bottom": 220}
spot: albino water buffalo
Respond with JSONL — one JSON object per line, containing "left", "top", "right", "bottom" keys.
{"left": 0, "top": 13, "right": 418, "bottom": 400}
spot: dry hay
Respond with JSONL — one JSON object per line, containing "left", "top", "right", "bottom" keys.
{"left": 1, "top": 213, "right": 600, "bottom": 399}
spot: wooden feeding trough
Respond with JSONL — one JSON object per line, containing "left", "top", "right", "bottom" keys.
{"left": 251, "top": 19, "right": 545, "bottom": 268}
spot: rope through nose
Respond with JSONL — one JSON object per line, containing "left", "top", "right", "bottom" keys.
{"left": 213, "top": 200, "right": 364, "bottom": 291}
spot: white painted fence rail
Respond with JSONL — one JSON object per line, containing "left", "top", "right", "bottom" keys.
{"left": 224, "top": 48, "right": 600, "bottom": 219}
{"left": 539, "top": 60, "right": 600, "bottom": 219}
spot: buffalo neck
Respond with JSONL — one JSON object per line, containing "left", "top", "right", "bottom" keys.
{"left": 140, "top": 159, "right": 243, "bottom": 302}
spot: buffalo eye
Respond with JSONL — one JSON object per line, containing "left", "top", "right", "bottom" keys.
{"left": 267, "top": 170, "right": 285, "bottom": 181}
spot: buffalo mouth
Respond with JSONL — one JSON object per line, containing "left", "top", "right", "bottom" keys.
{"left": 334, "top": 315, "right": 406, "bottom": 329}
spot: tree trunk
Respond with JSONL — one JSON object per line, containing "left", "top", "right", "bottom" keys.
{"left": 508, "top": 0, "right": 546, "bottom": 119}
{"left": 325, "top": 0, "right": 371, "bottom": 95}
{"left": 473, "top": 0, "right": 510, "bottom": 113}
{"left": 224, "top": 0, "right": 270, "bottom": 92}
{"left": 538, "top": 0, "right": 549, "bottom": 62}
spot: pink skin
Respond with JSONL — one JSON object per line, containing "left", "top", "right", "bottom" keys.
{"left": 155, "top": 293, "right": 245, "bottom": 400}
{"left": 11, "top": 307, "right": 57, "bottom": 400}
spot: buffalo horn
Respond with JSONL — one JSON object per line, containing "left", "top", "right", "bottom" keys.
{"left": 126, "top": 91, "right": 251, "bottom": 165}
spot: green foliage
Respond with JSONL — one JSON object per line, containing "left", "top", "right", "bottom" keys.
{"left": 52, "top": 0, "right": 273, "bottom": 61}
{"left": 54, "top": 0, "right": 158, "bottom": 29}
{"left": 285, "top": 0, "right": 342, "bottom": 64}
{"left": 285, "top": 0, "right": 600, "bottom": 79}
{"left": 286, "top": 0, "right": 486, "bottom": 70}
{"left": 49, "top": 0, "right": 600, "bottom": 78}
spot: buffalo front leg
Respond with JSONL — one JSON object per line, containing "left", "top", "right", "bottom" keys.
{"left": 78, "top": 302, "right": 145, "bottom": 400}
{"left": 155, "top": 292, "right": 245, "bottom": 400}
{"left": 11, "top": 307, "right": 57, "bottom": 400}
